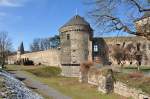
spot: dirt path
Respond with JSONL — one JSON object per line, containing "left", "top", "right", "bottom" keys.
{"left": 10, "top": 70, "right": 71, "bottom": 99}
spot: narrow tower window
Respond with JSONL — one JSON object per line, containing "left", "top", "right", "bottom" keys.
{"left": 94, "top": 45, "right": 98, "bottom": 52}
{"left": 67, "top": 34, "right": 70, "bottom": 40}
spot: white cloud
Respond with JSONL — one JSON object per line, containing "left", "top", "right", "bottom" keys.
{"left": 0, "top": 0, "right": 27, "bottom": 7}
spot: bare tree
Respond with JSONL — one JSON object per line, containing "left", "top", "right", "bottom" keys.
{"left": 30, "top": 35, "right": 60, "bottom": 52}
{"left": 87, "top": 0, "right": 150, "bottom": 39}
{"left": 0, "top": 32, "right": 12, "bottom": 65}
{"left": 124, "top": 43, "right": 136, "bottom": 64}
{"left": 30, "top": 38, "right": 40, "bottom": 52}
{"left": 111, "top": 43, "right": 125, "bottom": 66}
{"left": 50, "top": 35, "right": 60, "bottom": 48}
{"left": 134, "top": 43, "right": 143, "bottom": 70}
{"left": 111, "top": 42, "right": 144, "bottom": 70}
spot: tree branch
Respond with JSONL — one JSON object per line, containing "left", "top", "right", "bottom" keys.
{"left": 93, "top": 14, "right": 145, "bottom": 35}
{"left": 130, "top": 0, "right": 150, "bottom": 12}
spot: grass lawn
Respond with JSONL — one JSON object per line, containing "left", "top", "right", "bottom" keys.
{"left": 123, "top": 66, "right": 150, "bottom": 72}
{"left": 6, "top": 65, "right": 128, "bottom": 99}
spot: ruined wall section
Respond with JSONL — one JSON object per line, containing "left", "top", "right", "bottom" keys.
{"left": 104, "top": 37, "right": 150, "bottom": 66}
{"left": 93, "top": 38, "right": 109, "bottom": 65}
{"left": 82, "top": 67, "right": 150, "bottom": 99}
{"left": 104, "top": 36, "right": 146, "bottom": 45}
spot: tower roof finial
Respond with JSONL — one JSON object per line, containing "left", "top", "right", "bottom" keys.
{"left": 75, "top": 8, "right": 78, "bottom": 15}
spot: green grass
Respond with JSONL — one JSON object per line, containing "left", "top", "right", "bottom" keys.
{"left": 124, "top": 66, "right": 150, "bottom": 70}
{"left": 0, "top": 77, "right": 4, "bottom": 99}
{"left": 37, "top": 76, "right": 126, "bottom": 99}
{"left": 26, "top": 66, "right": 61, "bottom": 77}
{"left": 0, "top": 78, "right": 3, "bottom": 88}
{"left": 6, "top": 64, "right": 48, "bottom": 71}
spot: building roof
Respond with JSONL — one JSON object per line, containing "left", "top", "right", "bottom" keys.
{"left": 61, "top": 15, "right": 90, "bottom": 28}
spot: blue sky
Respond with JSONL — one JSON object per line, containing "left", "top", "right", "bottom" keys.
{"left": 0, "top": 0, "right": 131, "bottom": 51}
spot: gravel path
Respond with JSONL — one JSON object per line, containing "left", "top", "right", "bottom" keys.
{"left": 10, "top": 71, "right": 71, "bottom": 99}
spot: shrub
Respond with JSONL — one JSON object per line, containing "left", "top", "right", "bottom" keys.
{"left": 14, "top": 59, "right": 34, "bottom": 65}
{"left": 80, "top": 61, "right": 93, "bottom": 73}
{"left": 26, "top": 67, "right": 61, "bottom": 77}
{"left": 23, "top": 60, "right": 34, "bottom": 65}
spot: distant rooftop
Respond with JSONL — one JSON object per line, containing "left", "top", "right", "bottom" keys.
{"left": 135, "top": 11, "right": 150, "bottom": 22}
{"left": 143, "top": 11, "right": 150, "bottom": 18}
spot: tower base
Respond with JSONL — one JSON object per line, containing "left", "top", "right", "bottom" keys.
{"left": 61, "top": 66, "right": 80, "bottom": 77}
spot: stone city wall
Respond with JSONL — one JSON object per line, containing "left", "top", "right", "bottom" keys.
{"left": 8, "top": 49, "right": 60, "bottom": 67}
{"left": 8, "top": 55, "right": 17, "bottom": 64}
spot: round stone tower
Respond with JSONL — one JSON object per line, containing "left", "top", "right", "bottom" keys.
{"left": 59, "top": 15, "right": 93, "bottom": 77}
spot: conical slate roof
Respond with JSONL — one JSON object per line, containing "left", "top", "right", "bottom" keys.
{"left": 61, "top": 15, "right": 90, "bottom": 28}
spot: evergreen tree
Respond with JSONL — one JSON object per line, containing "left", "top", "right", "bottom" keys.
{"left": 19, "top": 42, "right": 24, "bottom": 54}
